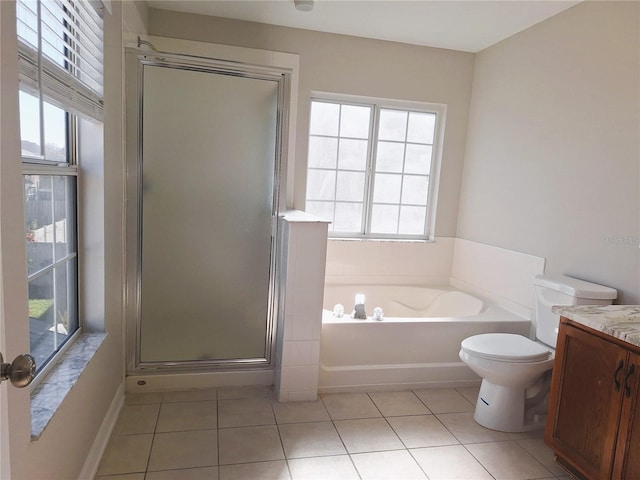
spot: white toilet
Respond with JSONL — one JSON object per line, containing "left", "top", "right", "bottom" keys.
{"left": 459, "top": 274, "right": 617, "bottom": 432}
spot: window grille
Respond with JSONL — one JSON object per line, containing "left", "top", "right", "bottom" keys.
{"left": 305, "top": 96, "right": 445, "bottom": 240}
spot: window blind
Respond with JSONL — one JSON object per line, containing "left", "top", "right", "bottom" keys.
{"left": 16, "top": 0, "right": 104, "bottom": 121}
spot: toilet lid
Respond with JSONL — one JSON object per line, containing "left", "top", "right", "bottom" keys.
{"left": 461, "top": 333, "right": 551, "bottom": 363}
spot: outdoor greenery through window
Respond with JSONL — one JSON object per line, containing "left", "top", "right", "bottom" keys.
{"left": 17, "top": 0, "right": 104, "bottom": 374}
{"left": 305, "top": 96, "right": 445, "bottom": 239}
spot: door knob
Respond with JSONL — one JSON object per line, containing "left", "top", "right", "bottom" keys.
{"left": 0, "top": 353, "right": 36, "bottom": 388}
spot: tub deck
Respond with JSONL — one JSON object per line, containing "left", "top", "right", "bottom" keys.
{"left": 319, "top": 304, "right": 531, "bottom": 393}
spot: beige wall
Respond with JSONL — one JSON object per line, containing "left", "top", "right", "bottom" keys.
{"left": 148, "top": 9, "right": 475, "bottom": 237}
{"left": 457, "top": 1, "right": 640, "bottom": 303}
{"left": 148, "top": 3, "right": 639, "bottom": 302}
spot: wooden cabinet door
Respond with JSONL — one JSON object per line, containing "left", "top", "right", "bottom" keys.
{"left": 546, "top": 323, "right": 626, "bottom": 480}
{"left": 613, "top": 352, "right": 640, "bottom": 479}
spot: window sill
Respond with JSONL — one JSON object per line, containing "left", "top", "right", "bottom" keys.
{"left": 30, "top": 332, "right": 107, "bottom": 440}
{"left": 328, "top": 237, "right": 435, "bottom": 243}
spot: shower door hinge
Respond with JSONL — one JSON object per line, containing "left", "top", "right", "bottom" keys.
{"left": 271, "top": 216, "right": 278, "bottom": 238}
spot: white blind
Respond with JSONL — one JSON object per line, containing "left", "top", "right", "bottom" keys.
{"left": 16, "top": 0, "right": 104, "bottom": 120}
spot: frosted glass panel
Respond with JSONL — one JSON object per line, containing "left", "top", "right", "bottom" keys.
{"left": 370, "top": 204, "right": 399, "bottom": 234}
{"left": 336, "top": 171, "right": 365, "bottom": 202}
{"left": 140, "top": 65, "right": 278, "bottom": 363}
{"left": 309, "top": 102, "right": 339, "bottom": 136}
{"left": 339, "top": 105, "right": 371, "bottom": 139}
{"left": 308, "top": 136, "right": 337, "bottom": 168}
{"left": 307, "top": 170, "right": 336, "bottom": 200}
{"left": 407, "top": 112, "right": 436, "bottom": 144}
{"left": 399, "top": 206, "right": 426, "bottom": 235}
{"left": 378, "top": 109, "right": 407, "bottom": 141}
{"left": 404, "top": 144, "right": 432, "bottom": 175}
{"left": 373, "top": 173, "right": 401, "bottom": 203}
{"left": 402, "top": 176, "right": 429, "bottom": 205}
{"left": 334, "top": 202, "right": 362, "bottom": 232}
{"left": 338, "top": 139, "right": 368, "bottom": 170}
{"left": 375, "top": 142, "right": 404, "bottom": 172}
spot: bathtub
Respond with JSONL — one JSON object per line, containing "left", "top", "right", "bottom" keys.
{"left": 319, "top": 285, "right": 531, "bottom": 393}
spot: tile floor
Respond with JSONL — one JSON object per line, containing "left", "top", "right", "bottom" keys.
{"left": 95, "top": 386, "right": 572, "bottom": 480}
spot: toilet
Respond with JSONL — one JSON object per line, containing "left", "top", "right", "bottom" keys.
{"left": 459, "top": 274, "right": 617, "bottom": 432}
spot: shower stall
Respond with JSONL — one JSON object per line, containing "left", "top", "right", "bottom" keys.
{"left": 124, "top": 39, "right": 295, "bottom": 384}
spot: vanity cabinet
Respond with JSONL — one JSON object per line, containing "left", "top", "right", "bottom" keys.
{"left": 545, "top": 318, "right": 640, "bottom": 480}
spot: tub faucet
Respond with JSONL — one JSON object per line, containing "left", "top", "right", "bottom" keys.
{"left": 353, "top": 293, "right": 367, "bottom": 319}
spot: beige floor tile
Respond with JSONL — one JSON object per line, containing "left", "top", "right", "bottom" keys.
{"left": 387, "top": 415, "right": 459, "bottom": 448}
{"left": 145, "top": 466, "right": 219, "bottom": 480}
{"left": 279, "top": 421, "right": 346, "bottom": 458}
{"left": 125, "top": 392, "right": 163, "bottom": 405}
{"left": 456, "top": 386, "right": 480, "bottom": 405}
{"left": 288, "top": 455, "right": 359, "bottom": 480}
{"left": 273, "top": 399, "right": 330, "bottom": 424}
{"left": 517, "top": 437, "right": 568, "bottom": 476}
{"left": 414, "top": 388, "right": 475, "bottom": 414}
{"left": 321, "top": 393, "right": 382, "bottom": 420}
{"left": 95, "top": 474, "right": 145, "bottom": 480}
{"left": 218, "top": 425, "right": 284, "bottom": 465}
{"left": 217, "top": 385, "right": 274, "bottom": 400}
{"left": 98, "top": 387, "right": 567, "bottom": 480}
{"left": 147, "top": 430, "right": 218, "bottom": 471}
{"left": 156, "top": 400, "right": 217, "bottom": 432}
{"left": 334, "top": 418, "right": 404, "bottom": 454}
{"left": 219, "top": 460, "right": 291, "bottom": 480}
{"left": 411, "top": 445, "right": 493, "bottom": 479}
{"left": 436, "top": 412, "right": 529, "bottom": 443}
{"left": 466, "top": 441, "right": 555, "bottom": 480}
{"left": 112, "top": 404, "right": 160, "bottom": 435}
{"left": 352, "top": 450, "right": 427, "bottom": 479}
{"left": 162, "top": 388, "right": 217, "bottom": 403}
{"left": 218, "top": 397, "right": 275, "bottom": 428}
{"left": 96, "top": 434, "right": 153, "bottom": 476}
{"left": 368, "top": 391, "right": 431, "bottom": 416}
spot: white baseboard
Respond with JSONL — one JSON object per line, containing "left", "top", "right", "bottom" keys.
{"left": 78, "top": 383, "right": 124, "bottom": 480}
{"left": 318, "top": 379, "right": 481, "bottom": 394}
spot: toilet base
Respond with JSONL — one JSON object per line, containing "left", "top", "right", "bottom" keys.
{"left": 474, "top": 380, "right": 547, "bottom": 433}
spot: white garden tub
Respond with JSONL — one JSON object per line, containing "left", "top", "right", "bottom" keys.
{"left": 319, "top": 285, "right": 531, "bottom": 393}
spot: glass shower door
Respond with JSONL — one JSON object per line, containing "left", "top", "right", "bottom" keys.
{"left": 138, "top": 63, "right": 279, "bottom": 365}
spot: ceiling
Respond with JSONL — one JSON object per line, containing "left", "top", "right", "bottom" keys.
{"left": 146, "top": 0, "right": 580, "bottom": 53}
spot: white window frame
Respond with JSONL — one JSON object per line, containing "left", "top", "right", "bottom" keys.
{"left": 17, "top": 0, "right": 104, "bottom": 385}
{"left": 21, "top": 111, "right": 80, "bottom": 384}
{"left": 305, "top": 92, "right": 446, "bottom": 241}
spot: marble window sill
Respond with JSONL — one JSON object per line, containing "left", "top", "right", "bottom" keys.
{"left": 30, "top": 332, "right": 107, "bottom": 440}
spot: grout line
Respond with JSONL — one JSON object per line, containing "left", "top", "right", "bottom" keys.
{"left": 405, "top": 447, "right": 433, "bottom": 479}
{"left": 411, "top": 388, "right": 435, "bottom": 415}
{"left": 106, "top": 387, "right": 557, "bottom": 480}
{"left": 461, "top": 442, "right": 501, "bottom": 480}
{"left": 319, "top": 394, "right": 363, "bottom": 479}
{"left": 216, "top": 395, "right": 221, "bottom": 469}
{"left": 272, "top": 400, "right": 288, "bottom": 462}
{"left": 512, "top": 438, "right": 558, "bottom": 479}
{"left": 431, "top": 412, "right": 464, "bottom": 446}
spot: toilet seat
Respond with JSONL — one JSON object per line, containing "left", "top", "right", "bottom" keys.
{"left": 461, "top": 333, "right": 551, "bottom": 363}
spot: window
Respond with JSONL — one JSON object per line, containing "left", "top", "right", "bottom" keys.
{"left": 17, "top": 0, "right": 104, "bottom": 375}
{"left": 305, "top": 95, "right": 445, "bottom": 239}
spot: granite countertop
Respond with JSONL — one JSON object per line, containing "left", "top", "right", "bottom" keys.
{"left": 552, "top": 305, "right": 640, "bottom": 348}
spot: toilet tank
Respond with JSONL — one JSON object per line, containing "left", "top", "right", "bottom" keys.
{"left": 534, "top": 274, "right": 617, "bottom": 348}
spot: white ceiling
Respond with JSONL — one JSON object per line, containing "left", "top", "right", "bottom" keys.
{"left": 146, "top": 0, "right": 580, "bottom": 53}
